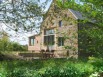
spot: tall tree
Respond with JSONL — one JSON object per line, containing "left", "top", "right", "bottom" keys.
{"left": 0, "top": 31, "right": 9, "bottom": 51}
{"left": 0, "top": 0, "right": 51, "bottom": 32}
{"left": 56, "top": 0, "right": 103, "bottom": 57}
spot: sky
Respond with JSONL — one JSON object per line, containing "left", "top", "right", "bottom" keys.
{"left": 0, "top": 0, "right": 52, "bottom": 45}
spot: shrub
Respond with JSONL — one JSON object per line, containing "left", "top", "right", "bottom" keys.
{"left": 74, "top": 63, "right": 94, "bottom": 76}
{"left": 0, "top": 58, "right": 103, "bottom": 77}
{"left": 39, "top": 62, "right": 93, "bottom": 77}
{"left": 88, "top": 57, "right": 103, "bottom": 70}
{"left": 0, "top": 66, "right": 7, "bottom": 77}
{"left": 7, "top": 67, "right": 40, "bottom": 77}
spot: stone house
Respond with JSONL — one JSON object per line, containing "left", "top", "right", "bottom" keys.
{"left": 28, "top": 0, "right": 85, "bottom": 58}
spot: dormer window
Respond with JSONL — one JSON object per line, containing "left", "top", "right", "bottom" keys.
{"left": 59, "top": 20, "right": 62, "bottom": 27}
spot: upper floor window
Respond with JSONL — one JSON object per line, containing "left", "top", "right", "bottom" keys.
{"left": 44, "top": 29, "right": 55, "bottom": 35}
{"left": 44, "top": 29, "right": 55, "bottom": 45}
{"left": 29, "top": 37, "right": 35, "bottom": 46}
{"left": 59, "top": 20, "right": 62, "bottom": 27}
{"left": 65, "top": 14, "right": 68, "bottom": 17}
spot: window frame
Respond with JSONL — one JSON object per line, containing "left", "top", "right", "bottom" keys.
{"left": 44, "top": 29, "right": 55, "bottom": 35}
{"left": 44, "top": 29, "right": 55, "bottom": 45}
{"left": 29, "top": 37, "right": 35, "bottom": 46}
{"left": 59, "top": 20, "right": 62, "bottom": 27}
{"left": 58, "top": 37, "right": 64, "bottom": 46}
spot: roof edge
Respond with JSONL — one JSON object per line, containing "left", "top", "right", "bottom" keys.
{"left": 68, "top": 9, "right": 78, "bottom": 20}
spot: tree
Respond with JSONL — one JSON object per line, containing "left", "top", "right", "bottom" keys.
{"left": 56, "top": 0, "right": 103, "bottom": 57}
{"left": 0, "top": 31, "right": 27, "bottom": 52}
{"left": 0, "top": 0, "right": 51, "bottom": 32}
{"left": 0, "top": 31, "right": 10, "bottom": 51}
{"left": 76, "top": 0, "right": 103, "bottom": 57}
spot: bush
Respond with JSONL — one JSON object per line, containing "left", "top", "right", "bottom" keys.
{"left": 7, "top": 67, "right": 40, "bottom": 77}
{"left": 0, "top": 66, "right": 7, "bottom": 77}
{"left": 0, "top": 58, "right": 103, "bottom": 77}
{"left": 39, "top": 62, "right": 93, "bottom": 77}
{"left": 88, "top": 57, "right": 103, "bottom": 70}
{"left": 39, "top": 66, "right": 79, "bottom": 77}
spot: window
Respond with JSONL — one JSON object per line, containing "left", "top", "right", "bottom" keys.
{"left": 44, "top": 29, "right": 55, "bottom": 45}
{"left": 44, "top": 29, "right": 55, "bottom": 35}
{"left": 44, "top": 35, "right": 54, "bottom": 45}
{"left": 59, "top": 20, "right": 62, "bottom": 27}
{"left": 29, "top": 37, "right": 35, "bottom": 46}
{"left": 58, "top": 37, "right": 64, "bottom": 46}
{"left": 65, "top": 14, "right": 67, "bottom": 17}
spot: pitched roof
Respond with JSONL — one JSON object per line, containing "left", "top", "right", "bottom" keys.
{"left": 69, "top": 9, "right": 84, "bottom": 20}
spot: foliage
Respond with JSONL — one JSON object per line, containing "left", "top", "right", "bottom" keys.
{"left": 0, "top": 59, "right": 103, "bottom": 77}
{"left": 8, "top": 67, "right": 40, "bottom": 77}
{"left": 12, "top": 42, "right": 27, "bottom": 51}
{"left": 56, "top": 0, "right": 103, "bottom": 57}
{"left": 0, "top": 0, "right": 51, "bottom": 32}
{"left": 0, "top": 31, "right": 10, "bottom": 51}
{"left": 88, "top": 57, "right": 103, "bottom": 70}
{"left": 0, "top": 66, "right": 7, "bottom": 77}
{"left": 88, "top": 57, "right": 103, "bottom": 77}
{"left": 0, "top": 31, "right": 27, "bottom": 52}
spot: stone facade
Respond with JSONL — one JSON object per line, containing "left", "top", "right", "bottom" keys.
{"left": 28, "top": 0, "right": 83, "bottom": 58}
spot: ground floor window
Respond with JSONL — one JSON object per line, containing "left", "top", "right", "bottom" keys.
{"left": 58, "top": 37, "right": 64, "bottom": 46}
{"left": 29, "top": 37, "right": 35, "bottom": 46}
{"left": 44, "top": 35, "right": 54, "bottom": 45}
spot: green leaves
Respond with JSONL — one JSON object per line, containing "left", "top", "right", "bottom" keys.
{"left": 0, "top": 0, "right": 48, "bottom": 32}
{"left": 91, "top": 11, "right": 97, "bottom": 17}
{"left": 0, "top": 59, "right": 103, "bottom": 77}
{"left": 0, "top": 31, "right": 27, "bottom": 52}
{"left": 56, "top": 0, "right": 102, "bottom": 57}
